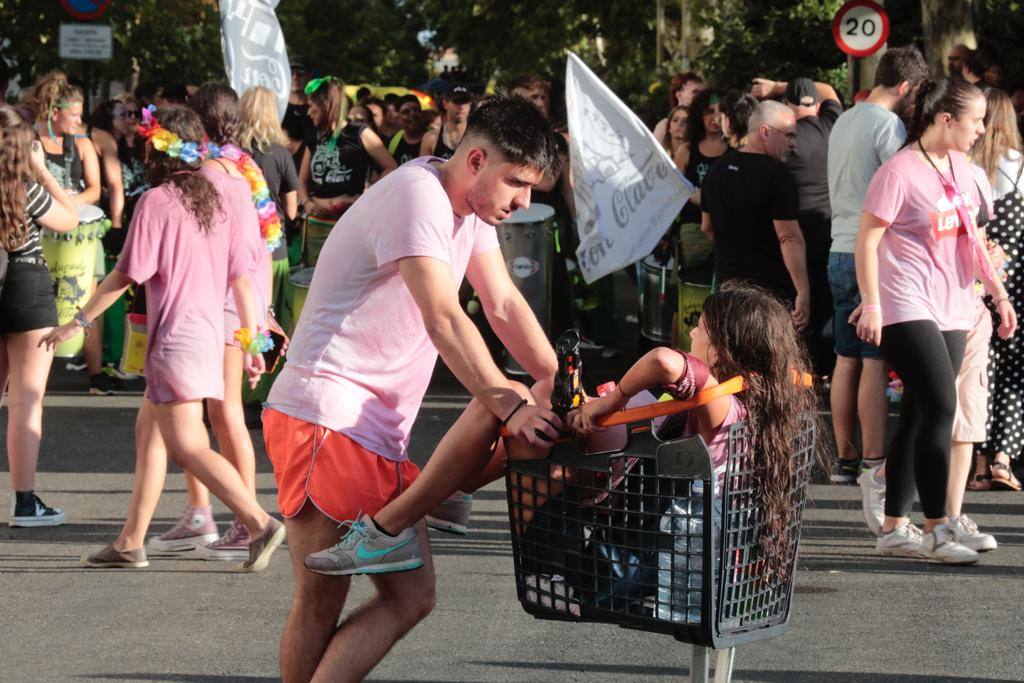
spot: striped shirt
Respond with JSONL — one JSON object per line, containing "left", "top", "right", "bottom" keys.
{"left": 14, "top": 182, "right": 52, "bottom": 257}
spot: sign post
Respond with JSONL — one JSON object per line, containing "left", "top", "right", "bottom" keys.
{"left": 59, "top": 0, "right": 112, "bottom": 113}
{"left": 832, "top": 0, "right": 890, "bottom": 96}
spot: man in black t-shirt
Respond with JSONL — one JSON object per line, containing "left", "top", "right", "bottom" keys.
{"left": 701, "top": 100, "right": 809, "bottom": 329}
{"left": 752, "top": 76, "right": 842, "bottom": 371}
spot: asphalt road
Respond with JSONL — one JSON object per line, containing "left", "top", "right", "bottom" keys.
{"left": 0, "top": 362, "right": 1021, "bottom": 683}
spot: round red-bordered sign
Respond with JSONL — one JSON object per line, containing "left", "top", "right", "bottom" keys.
{"left": 59, "top": 0, "right": 112, "bottom": 21}
{"left": 832, "top": 0, "right": 890, "bottom": 58}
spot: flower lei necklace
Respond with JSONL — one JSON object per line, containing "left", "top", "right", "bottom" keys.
{"left": 208, "top": 142, "right": 284, "bottom": 252}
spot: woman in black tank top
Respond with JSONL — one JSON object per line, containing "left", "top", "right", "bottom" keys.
{"left": 674, "top": 88, "right": 729, "bottom": 225}
{"left": 32, "top": 71, "right": 101, "bottom": 207}
{"left": 298, "top": 77, "right": 397, "bottom": 218}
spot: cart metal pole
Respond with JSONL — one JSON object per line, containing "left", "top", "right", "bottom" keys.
{"left": 714, "top": 648, "right": 736, "bottom": 683}
{"left": 690, "top": 645, "right": 710, "bottom": 683}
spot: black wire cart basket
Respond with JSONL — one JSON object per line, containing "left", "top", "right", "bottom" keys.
{"left": 503, "top": 340, "right": 816, "bottom": 683}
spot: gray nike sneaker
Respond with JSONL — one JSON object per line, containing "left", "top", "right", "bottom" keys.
{"left": 426, "top": 491, "right": 472, "bottom": 535}
{"left": 304, "top": 513, "right": 423, "bottom": 576}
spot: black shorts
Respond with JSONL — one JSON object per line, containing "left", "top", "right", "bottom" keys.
{"left": 0, "top": 259, "right": 58, "bottom": 335}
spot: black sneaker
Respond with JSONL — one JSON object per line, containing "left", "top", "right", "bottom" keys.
{"left": 65, "top": 356, "right": 87, "bottom": 372}
{"left": 830, "top": 458, "right": 861, "bottom": 484}
{"left": 89, "top": 372, "right": 122, "bottom": 396}
{"left": 10, "top": 493, "right": 65, "bottom": 527}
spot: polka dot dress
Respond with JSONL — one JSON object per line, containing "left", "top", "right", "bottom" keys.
{"left": 982, "top": 164, "right": 1024, "bottom": 461}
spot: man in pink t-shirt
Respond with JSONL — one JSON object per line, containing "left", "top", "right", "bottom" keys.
{"left": 262, "top": 94, "right": 562, "bottom": 682}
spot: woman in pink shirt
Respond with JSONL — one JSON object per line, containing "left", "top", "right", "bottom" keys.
{"left": 854, "top": 78, "right": 1017, "bottom": 564}
{"left": 41, "top": 106, "right": 285, "bottom": 571}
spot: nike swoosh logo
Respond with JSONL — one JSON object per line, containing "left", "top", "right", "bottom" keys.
{"left": 355, "top": 539, "right": 412, "bottom": 560}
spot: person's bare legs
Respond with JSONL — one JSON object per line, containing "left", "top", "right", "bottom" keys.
{"left": 151, "top": 400, "right": 271, "bottom": 535}
{"left": 183, "top": 472, "right": 211, "bottom": 508}
{"left": 311, "top": 520, "right": 435, "bottom": 683}
{"left": 281, "top": 502, "right": 436, "bottom": 683}
{"left": 373, "top": 382, "right": 542, "bottom": 534}
{"left": 947, "top": 440, "right": 973, "bottom": 518}
{"left": 206, "top": 346, "right": 257, "bottom": 496}
{"left": 859, "top": 358, "right": 889, "bottom": 464}
{"left": 5, "top": 330, "right": 55, "bottom": 492}
{"left": 829, "top": 356, "right": 860, "bottom": 462}
{"left": 113, "top": 399, "right": 169, "bottom": 550}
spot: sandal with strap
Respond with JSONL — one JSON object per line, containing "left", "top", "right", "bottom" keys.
{"left": 967, "top": 474, "right": 993, "bottom": 491}
{"left": 990, "top": 461, "right": 1022, "bottom": 491}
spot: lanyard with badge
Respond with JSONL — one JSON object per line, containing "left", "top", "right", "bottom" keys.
{"left": 918, "top": 141, "right": 994, "bottom": 281}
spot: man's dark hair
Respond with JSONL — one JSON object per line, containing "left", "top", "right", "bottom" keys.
{"left": 963, "top": 48, "right": 993, "bottom": 79}
{"left": 135, "top": 79, "right": 163, "bottom": 103}
{"left": 397, "top": 93, "right": 421, "bottom": 109}
{"left": 383, "top": 93, "right": 400, "bottom": 106}
{"left": 721, "top": 91, "right": 758, "bottom": 141}
{"left": 356, "top": 86, "right": 371, "bottom": 102}
{"left": 162, "top": 82, "right": 189, "bottom": 104}
{"left": 464, "top": 93, "right": 560, "bottom": 177}
{"left": 874, "top": 46, "right": 928, "bottom": 89}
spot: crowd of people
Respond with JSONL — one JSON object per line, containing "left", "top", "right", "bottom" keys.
{"left": 0, "top": 38, "right": 1022, "bottom": 680}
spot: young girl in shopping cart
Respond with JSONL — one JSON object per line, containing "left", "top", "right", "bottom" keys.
{"left": 303, "top": 281, "right": 816, "bottom": 582}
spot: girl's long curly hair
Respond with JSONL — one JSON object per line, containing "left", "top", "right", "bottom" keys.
{"left": 190, "top": 83, "right": 240, "bottom": 145}
{"left": 144, "top": 106, "right": 221, "bottom": 234}
{"left": 0, "top": 105, "right": 39, "bottom": 250}
{"left": 700, "top": 281, "right": 820, "bottom": 583}
{"left": 32, "top": 70, "right": 83, "bottom": 124}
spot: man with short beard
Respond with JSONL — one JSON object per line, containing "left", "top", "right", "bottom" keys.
{"left": 262, "top": 94, "right": 562, "bottom": 683}
{"left": 825, "top": 46, "right": 928, "bottom": 501}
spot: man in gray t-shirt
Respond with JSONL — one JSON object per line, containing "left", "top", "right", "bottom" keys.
{"left": 824, "top": 46, "right": 927, "bottom": 510}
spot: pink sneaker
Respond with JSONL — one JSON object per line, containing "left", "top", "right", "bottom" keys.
{"left": 195, "top": 520, "right": 251, "bottom": 561}
{"left": 148, "top": 506, "right": 219, "bottom": 552}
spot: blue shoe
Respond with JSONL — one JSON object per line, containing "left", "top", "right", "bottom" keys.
{"left": 304, "top": 514, "right": 423, "bottom": 576}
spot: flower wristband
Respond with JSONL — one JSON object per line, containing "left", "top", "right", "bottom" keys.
{"left": 233, "top": 327, "right": 274, "bottom": 356}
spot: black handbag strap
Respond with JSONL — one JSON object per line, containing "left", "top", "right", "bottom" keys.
{"left": 996, "top": 157, "right": 1024, "bottom": 201}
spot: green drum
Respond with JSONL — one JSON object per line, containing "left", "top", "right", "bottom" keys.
{"left": 676, "top": 282, "right": 711, "bottom": 352}
{"left": 289, "top": 266, "right": 315, "bottom": 335}
{"left": 42, "top": 205, "right": 109, "bottom": 357}
{"left": 302, "top": 214, "right": 335, "bottom": 268}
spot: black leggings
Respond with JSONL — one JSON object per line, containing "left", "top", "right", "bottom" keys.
{"left": 880, "top": 320, "right": 966, "bottom": 519}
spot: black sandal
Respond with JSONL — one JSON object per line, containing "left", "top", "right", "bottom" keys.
{"left": 990, "top": 461, "right": 1022, "bottom": 491}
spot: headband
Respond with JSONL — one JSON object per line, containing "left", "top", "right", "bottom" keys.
{"left": 136, "top": 105, "right": 205, "bottom": 164}
{"left": 304, "top": 76, "right": 338, "bottom": 96}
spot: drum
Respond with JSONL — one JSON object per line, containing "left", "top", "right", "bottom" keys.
{"left": 289, "top": 266, "right": 315, "bottom": 334}
{"left": 676, "top": 282, "right": 712, "bottom": 352}
{"left": 677, "top": 222, "right": 713, "bottom": 270}
{"left": 640, "top": 255, "right": 678, "bottom": 343}
{"left": 42, "top": 205, "right": 109, "bottom": 357}
{"left": 302, "top": 214, "right": 336, "bottom": 268}
{"left": 497, "top": 203, "right": 555, "bottom": 374}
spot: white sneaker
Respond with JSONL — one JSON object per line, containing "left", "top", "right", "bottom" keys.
{"left": 426, "top": 491, "right": 472, "bottom": 535}
{"left": 876, "top": 523, "right": 924, "bottom": 558}
{"left": 857, "top": 466, "right": 886, "bottom": 537}
{"left": 948, "top": 515, "right": 997, "bottom": 552}
{"left": 920, "top": 524, "right": 979, "bottom": 564}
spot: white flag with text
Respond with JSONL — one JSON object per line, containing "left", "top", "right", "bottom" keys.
{"left": 566, "top": 52, "right": 693, "bottom": 283}
{"left": 220, "top": 0, "right": 290, "bottom": 122}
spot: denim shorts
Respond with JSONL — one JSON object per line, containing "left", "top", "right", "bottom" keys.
{"left": 827, "top": 252, "right": 882, "bottom": 360}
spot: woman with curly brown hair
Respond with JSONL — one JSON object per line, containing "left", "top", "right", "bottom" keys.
{"left": 0, "top": 105, "right": 77, "bottom": 526}
{"left": 42, "top": 106, "right": 285, "bottom": 571}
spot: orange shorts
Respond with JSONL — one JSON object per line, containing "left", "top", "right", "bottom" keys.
{"left": 262, "top": 408, "right": 420, "bottom": 523}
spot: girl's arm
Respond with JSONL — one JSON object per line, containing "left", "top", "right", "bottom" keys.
{"left": 298, "top": 146, "right": 313, "bottom": 210}
{"left": 231, "top": 275, "right": 267, "bottom": 388}
{"left": 852, "top": 212, "right": 889, "bottom": 347}
{"left": 361, "top": 127, "right": 398, "bottom": 178}
{"left": 976, "top": 227, "right": 1018, "bottom": 339}
{"left": 568, "top": 347, "right": 729, "bottom": 434}
{"left": 39, "top": 270, "right": 133, "bottom": 350}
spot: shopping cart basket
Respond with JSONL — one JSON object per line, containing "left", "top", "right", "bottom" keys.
{"left": 504, "top": 367, "right": 816, "bottom": 683}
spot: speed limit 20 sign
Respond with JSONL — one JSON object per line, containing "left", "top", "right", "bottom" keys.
{"left": 832, "top": 0, "right": 890, "bottom": 57}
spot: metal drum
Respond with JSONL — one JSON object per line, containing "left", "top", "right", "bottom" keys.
{"left": 302, "top": 214, "right": 335, "bottom": 268}
{"left": 640, "top": 255, "right": 678, "bottom": 343}
{"left": 43, "top": 204, "right": 109, "bottom": 357}
{"left": 676, "top": 281, "right": 712, "bottom": 352}
{"left": 498, "top": 203, "right": 555, "bottom": 374}
{"left": 288, "top": 266, "right": 315, "bottom": 335}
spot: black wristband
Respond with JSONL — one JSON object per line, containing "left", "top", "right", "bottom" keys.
{"left": 501, "top": 398, "right": 528, "bottom": 425}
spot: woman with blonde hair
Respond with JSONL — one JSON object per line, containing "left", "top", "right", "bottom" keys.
{"left": 239, "top": 85, "right": 298, "bottom": 330}
{"left": 971, "top": 87, "right": 1024, "bottom": 491}
{"left": 0, "top": 105, "right": 78, "bottom": 526}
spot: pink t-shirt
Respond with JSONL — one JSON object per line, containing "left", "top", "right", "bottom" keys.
{"left": 862, "top": 147, "right": 993, "bottom": 331}
{"left": 116, "top": 168, "right": 255, "bottom": 403}
{"left": 267, "top": 157, "right": 500, "bottom": 460}
{"left": 216, "top": 170, "right": 271, "bottom": 342}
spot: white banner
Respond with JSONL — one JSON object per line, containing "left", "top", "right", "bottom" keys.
{"left": 220, "top": 0, "right": 290, "bottom": 122}
{"left": 566, "top": 52, "right": 693, "bottom": 283}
